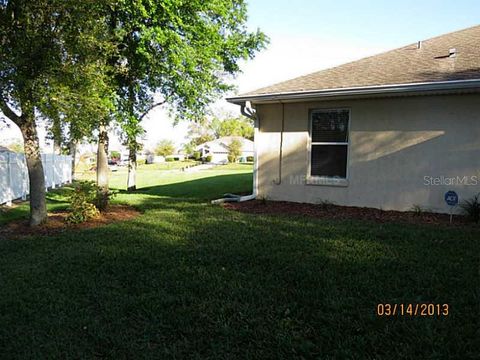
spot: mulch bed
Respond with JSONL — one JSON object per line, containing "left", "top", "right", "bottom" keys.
{"left": 0, "top": 205, "right": 140, "bottom": 240}
{"left": 224, "top": 200, "right": 475, "bottom": 227}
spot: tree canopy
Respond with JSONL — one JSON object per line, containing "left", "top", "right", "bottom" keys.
{"left": 211, "top": 116, "right": 254, "bottom": 140}
{"left": 0, "top": 0, "right": 266, "bottom": 225}
{"left": 0, "top": 0, "right": 116, "bottom": 224}
{"left": 186, "top": 114, "right": 254, "bottom": 151}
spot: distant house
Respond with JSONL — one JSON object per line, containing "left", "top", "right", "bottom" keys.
{"left": 165, "top": 154, "right": 186, "bottom": 161}
{"left": 145, "top": 154, "right": 165, "bottom": 164}
{"left": 196, "top": 136, "right": 254, "bottom": 164}
{"left": 227, "top": 25, "right": 480, "bottom": 213}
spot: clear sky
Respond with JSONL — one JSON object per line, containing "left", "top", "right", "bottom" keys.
{"left": 1, "top": 1, "right": 479, "bottom": 151}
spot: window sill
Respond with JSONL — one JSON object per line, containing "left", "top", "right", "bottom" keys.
{"left": 306, "top": 176, "right": 349, "bottom": 187}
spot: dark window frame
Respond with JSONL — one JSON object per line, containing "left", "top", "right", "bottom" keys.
{"left": 308, "top": 108, "right": 350, "bottom": 183}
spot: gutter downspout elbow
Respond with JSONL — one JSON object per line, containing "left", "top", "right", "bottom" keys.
{"left": 240, "top": 101, "right": 258, "bottom": 201}
{"left": 212, "top": 102, "right": 259, "bottom": 204}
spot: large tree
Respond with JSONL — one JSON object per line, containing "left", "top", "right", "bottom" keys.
{"left": 109, "top": 0, "right": 266, "bottom": 191}
{"left": 185, "top": 114, "right": 254, "bottom": 152}
{"left": 211, "top": 116, "right": 254, "bottom": 140}
{"left": 0, "top": 1, "right": 114, "bottom": 225}
{"left": 0, "top": 0, "right": 266, "bottom": 222}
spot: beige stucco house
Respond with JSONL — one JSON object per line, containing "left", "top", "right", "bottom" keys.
{"left": 227, "top": 26, "right": 480, "bottom": 213}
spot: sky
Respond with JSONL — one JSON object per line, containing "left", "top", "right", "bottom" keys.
{"left": 1, "top": 0, "right": 479, "bottom": 152}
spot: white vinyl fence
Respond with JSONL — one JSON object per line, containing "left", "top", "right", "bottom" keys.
{"left": 0, "top": 152, "right": 72, "bottom": 205}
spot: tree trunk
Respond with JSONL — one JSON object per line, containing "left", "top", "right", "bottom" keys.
{"left": 19, "top": 110, "right": 47, "bottom": 226}
{"left": 127, "top": 142, "right": 137, "bottom": 191}
{"left": 53, "top": 139, "right": 62, "bottom": 155}
{"left": 52, "top": 117, "right": 63, "bottom": 155}
{"left": 68, "top": 138, "right": 77, "bottom": 180}
{"left": 96, "top": 125, "right": 109, "bottom": 210}
{"left": 126, "top": 83, "right": 138, "bottom": 192}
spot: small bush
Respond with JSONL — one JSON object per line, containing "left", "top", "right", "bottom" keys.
{"left": 410, "top": 204, "right": 425, "bottom": 216}
{"left": 227, "top": 154, "right": 236, "bottom": 163}
{"left": 205, "top": 155, "right": 213, "bottom": 163}
{"left": 65, "top": 181, "right": 100, "bottom": 224}
{"left": 165, "top": 157, "right": 174, "bottom": 162}
{"left": 193, "top": 151, "right": 201, "bottom": 161}
{"left": 316, "top": 199, "right": 335, "bottom": 209}
{"left": 459, "top": 193, "right": 480, "bottom": 224}
{"left": 246, "top": 156, "right": 254, "bottom": 162}
{"left": 258, "top": 196, "right": 268, "bottom": 205}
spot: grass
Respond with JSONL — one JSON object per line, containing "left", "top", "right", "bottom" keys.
{"left": 0, "top": 187, "right": 73, "bottom": 226}
{"left": 0, "top": 165, "right": 478, "bottom": 358}
{"left": 76, "top": 162, "right": 253, "bottom": 191}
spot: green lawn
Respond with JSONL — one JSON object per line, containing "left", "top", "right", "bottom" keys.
{"left": 77, "top": 162, "right": 253, "bottom": 191}
{"left": 0, "top": 166, "right": 478, "bottom": 358}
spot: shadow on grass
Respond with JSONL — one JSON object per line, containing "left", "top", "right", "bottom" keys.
{"left": 1, "top": 170, "right": 478, "bottom": 357}
{"left": 0, "top": 187, "right": 72, "bottom": 225}
{"left": 0, "top": 193, "right": 478, "bottom": 358}
{"left": 122, "top": 172, "right": 253, "bottom": 201}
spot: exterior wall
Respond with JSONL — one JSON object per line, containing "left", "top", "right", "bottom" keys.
{"left": 211, "top": 152, "right": 229, "bottom": 164}
{"left": 210, "top": 151, "right": 255, "bottom": 164}
{"left": 255, "top": 94, "right": 480, "bottom": 213}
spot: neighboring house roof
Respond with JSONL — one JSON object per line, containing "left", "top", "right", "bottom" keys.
{"left": 0, "top": 146, "right": 14, "bottom": 152}
{"left": 197, "top": 136, "right": 254, "bottom": 153}
{"left": 228, "top": 25, "right": 480, "bottom": 103}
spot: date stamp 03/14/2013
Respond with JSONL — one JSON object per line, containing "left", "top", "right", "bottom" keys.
{"left": 376, "top": 303, "right": 449, "bottom": 317}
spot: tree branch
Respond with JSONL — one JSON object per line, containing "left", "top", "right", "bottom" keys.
{"left": 138, "top": 100, "right": 167, "bottom": 122}
{"left": 0, "top": 97, "right": 22, "bottom": 125}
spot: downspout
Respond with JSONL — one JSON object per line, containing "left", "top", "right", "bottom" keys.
{"left": 273, "top": 102, "right": 284, "bottom": 185}
{"left": 211, "top": 101, "right": 259, "bottom": 204}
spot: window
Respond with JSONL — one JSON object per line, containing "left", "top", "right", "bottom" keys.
{"left": 309, "top": 109, "right": 349, "bottom": 179}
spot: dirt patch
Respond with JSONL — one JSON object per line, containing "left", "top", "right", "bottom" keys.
{"left": 0, "top": 205, "right": 140, "bottom": 239}
{"left": 224, "top": 200, "right": 476, "bottom": 227}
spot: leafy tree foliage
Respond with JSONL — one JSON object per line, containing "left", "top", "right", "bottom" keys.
{"left": 0, "top": 0, "right": 115, "bottom": 225}
{"left": 227, "top": 138, "right": 242, "bottom": 163}
{"left": 109, "top": 0, "right": 266, "bottom": 190}
{"left": 186, "top": 114, "right": 254, "bottom": 152}
{"left": 155, "top": 139, "right": 175, "bottom": 157}
{"left": 187, "top": 120, "right": 216, "bottom": 147}
{"left": 110, "top": 151, "right": 121, "bottom": 161}
{"left": 0, "top": 0, "right": 265, "bottom": 223}
{"left": 4, "top": 141, "right": 24, "bottom": 153}
{"left": 211, "top": 116, "right": 254, "bottom": 140}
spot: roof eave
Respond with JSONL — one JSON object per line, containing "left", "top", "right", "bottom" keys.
{"left": 227, "top": 79, "right": 480, "bottom": 105}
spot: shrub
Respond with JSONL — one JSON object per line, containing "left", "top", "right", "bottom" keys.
{"left": 193, "top": 151, "right": 201, "bottom": 161}
{"left": 109, "top": 150, "right": 121, "bottom": 161}
{"left": 316, "top": 199, "right": 335, "bottom": 209}
{"left": 410, "top": 204, "right": 425, "bottom": 216}
{"left": 246, "top": 156, "right": 254, "bottom": 162}
{"left": 65, "top": 181, "right": 100, "bottom": 224}
{"left": 227, "top": 154, "right": 236, "bottom": 163}
{"left": 205, "top": 155, "right": 213, "bottom": 163}
{"left": 165, "top": 157, "right": 174, "bottom": 162}
{"left": 459, "top": 193, "right": 480, "bottom": 224}
{"left": 259, "top": 196, "right": 268, "bottom": 205}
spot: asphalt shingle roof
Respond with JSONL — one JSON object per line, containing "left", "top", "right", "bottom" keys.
{"left": 240, "top": 25, "right": 480, "bottom": 97}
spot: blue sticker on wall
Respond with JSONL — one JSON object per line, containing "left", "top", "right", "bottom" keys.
{"left": 444, "top": 191, "right": 458, "bottom": 206}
